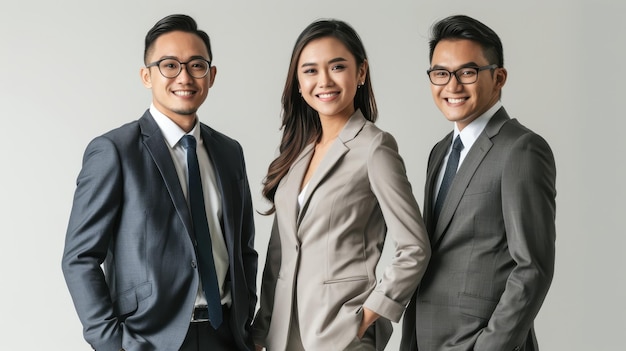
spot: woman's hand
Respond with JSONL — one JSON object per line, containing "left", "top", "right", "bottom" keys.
{"left": 357, "top": 307, "right": 380, "bottom": 339}
{"left": 255, "top": 345, "right": 264, "bottom": 351}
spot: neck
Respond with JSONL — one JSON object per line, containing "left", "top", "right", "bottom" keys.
{"left": 318, "top": 112, "right": 351, "bottom": 145}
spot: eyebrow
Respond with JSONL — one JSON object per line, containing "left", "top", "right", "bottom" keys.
{"left": 431, "top": 61, "right": 480, "bottom": 70}
{"left": 157, "top": 55, "right": 209, "bottom": 61}
{"left": 300, "top": 56, "right": 348, "bottom": 68}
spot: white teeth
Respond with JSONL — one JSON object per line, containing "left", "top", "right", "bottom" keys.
{"left": 174, "top": 91, "right": 193, "bottom": 96}
{"left": 447, "top": 98, "right": 465, "bottom": 104}
{"left": 318, "top": 93, "right": 337, "bottom": 98}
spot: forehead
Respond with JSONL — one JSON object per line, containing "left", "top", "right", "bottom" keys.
{"left": 431, "top": 39, "right": 488, "bottom": 66}
{"left": 298, "top": 36, "right": 354, "bottom": 63}
{"left": 148, "top": 31, "right": 209, "bottom": 61}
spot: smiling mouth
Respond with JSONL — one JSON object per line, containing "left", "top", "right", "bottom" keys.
{"left": 173, "top": 91, "right": 195, "bottom": 97}
{"left": 317, "top": 92, "right": 339, "bottom": 99}
{"left": 446, "top": 97, "right": 467, "bottom": 104}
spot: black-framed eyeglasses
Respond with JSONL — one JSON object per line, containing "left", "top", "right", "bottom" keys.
{"left": 146, "top": 58, "right": 212, "bottom": 79}
{"left": 427, "top": 64, "right": 498, "bottom": 86}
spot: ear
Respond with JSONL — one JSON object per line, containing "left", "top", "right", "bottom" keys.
{"left": 358, "top": 59, "right": 368, "bottom": 84}
{"left": 141, "top": 66, "right": 152, "bottom": 88}
{"left": 494, "top": 67, "right": 507, "bottom": 89}
{"left": 208, "top": 66, "right": 217, "bottom": 88}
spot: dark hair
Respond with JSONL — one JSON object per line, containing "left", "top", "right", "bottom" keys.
{"left": 261, "top": 19, "right": 378, "bottom": 213}
{"left": 429, "top": 15, "right": 503, "bottom": 67}
{"left": 144, "top": 14, "right": 212, "bottom": 64}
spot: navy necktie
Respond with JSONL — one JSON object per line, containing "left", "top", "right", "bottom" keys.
{"left": 433, "top": 136, "right": 464, "bottom": 222}
{"left": 180, "top": 135, "right": 222, "bottom": 329}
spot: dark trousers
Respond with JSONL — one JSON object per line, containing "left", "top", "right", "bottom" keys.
{"left": 179, "top": 307, "right": 239, "bottom": 351}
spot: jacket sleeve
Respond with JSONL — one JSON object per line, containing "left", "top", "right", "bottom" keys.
{"left": 251, "top": 217, "right": 281, "bottom": 346}
{"left": 362, "top": 131, "right": 431, "bottom": 322}
{"left": 237, "top": 143, "right": 258, "bottom": 324}
{"left": 61, "top": 136, "right": 124, "bottom": 351}
{"left": 474, "top": 132, "right": 556, "bottom": 350}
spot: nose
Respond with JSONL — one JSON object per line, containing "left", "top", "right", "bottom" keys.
{"left": 445, "top": 75, "right": 463, "bottom": 92}
{"left": 175, "top": 63, "right": 194, "bottom": 82}
{"left": 318, "top": 69, "right": 334, "bottom": 87}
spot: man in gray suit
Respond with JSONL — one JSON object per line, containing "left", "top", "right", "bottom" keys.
{"left": 401, "top": 15, "right": 556, "bottom": 351}
{"left": 62, "top": 14, "right": 257, "bottom": 351}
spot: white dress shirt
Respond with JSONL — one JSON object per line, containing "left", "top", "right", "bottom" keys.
{"left": 150, "top": 105, "right": 231, "bottom": 307}
{"left": 434, "top": 101, "right": 503, "bottom": 204}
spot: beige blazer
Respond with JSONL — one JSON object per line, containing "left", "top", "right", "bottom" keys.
{"left": 253, "top": 110, "right": 430, "bottom": 350}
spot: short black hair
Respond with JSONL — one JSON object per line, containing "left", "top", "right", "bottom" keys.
{"left": 144, "top": 14, "right": 212, "bottom": 64}
{"left": 429, "top": 15, "right": 503, "bottom": 67}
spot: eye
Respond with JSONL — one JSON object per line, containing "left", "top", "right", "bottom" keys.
{"left": 432, "top": 70, "right": 449, "bottom": 78}
{"left": 189, "top": 60, "right": 208, "bottom": 72}
{"left": 458, "top": 68, "right": 477, "bottom": 77}
{"left": 302, "top": 68, "right": 317, "bottom": 74}
{"left": 160, "top": 60, "right": 179, "bottom": 71}
{"left": 331, "top": 64, "right": 346, "bottom": 71}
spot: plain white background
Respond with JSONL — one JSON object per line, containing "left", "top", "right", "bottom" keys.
{"left": 1, "top": 0, "right": 624, "bottom": 349}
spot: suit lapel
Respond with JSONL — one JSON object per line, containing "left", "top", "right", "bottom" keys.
{"left": 296, "top": 110, "right": 366, "bottom": 227}
{"left": 139, "top": 112, "right": 194, "bottom": 240}
{"left": 431, "top": 108, "right": 510, "bottom": 246}
{"left": 284, "top": 144, "right": 314, "bottom": 230}
{"left": 424, "top": 133, "right": 453, "bottom": 236}
{"left": 200, "top": 125, "right": 234, "bottom": 253}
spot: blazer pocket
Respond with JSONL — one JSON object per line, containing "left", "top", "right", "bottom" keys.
{"left": 323, "top": 276, "right": 369, "bottom": 284}
{"left": 113, "top": 281, "right": 153, "bottom": 318}
{"left": 458, "top": 293, "right": 498, "bottom": 320}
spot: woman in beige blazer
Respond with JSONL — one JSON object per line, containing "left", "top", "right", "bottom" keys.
{"left": 252, "top": 19, "right": 431, "bottom": 351}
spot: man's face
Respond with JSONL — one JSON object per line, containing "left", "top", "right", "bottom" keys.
{"left": 429, "top": 39, "right": 506, "bottom": 130}
{"left": 141, "top": 31, "right": 215, "bottom": 129}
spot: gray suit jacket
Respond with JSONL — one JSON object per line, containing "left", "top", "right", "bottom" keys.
{"left": 253, "top": 110, "right": 431, "bottom": 351}
{"left": 62, "top": 111, "right": 257, "bottom": 351}
{"left": 401, "top": 107, "right": 556, "bottom": 351}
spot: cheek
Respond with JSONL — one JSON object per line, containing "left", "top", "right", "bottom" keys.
{"left": 431, "top": 86, "right": 441, "bottom": 100}
{"left": 298, "top": 77, "right": 314, "bottom": 91}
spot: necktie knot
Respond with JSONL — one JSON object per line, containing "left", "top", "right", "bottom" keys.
{"left": 180, "top": 135, "right": 197, "bottom": 150}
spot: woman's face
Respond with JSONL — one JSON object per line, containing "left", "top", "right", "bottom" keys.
{"left": 296, "top": 36, "right": 366, "bottom": 121}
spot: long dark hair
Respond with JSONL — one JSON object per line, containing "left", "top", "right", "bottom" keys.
{"left": 262, "top": 19, "right": 378, "bottom": 213}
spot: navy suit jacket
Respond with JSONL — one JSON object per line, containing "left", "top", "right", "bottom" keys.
{"left": 62, "top": 110, "right": 257, "bottom": 351}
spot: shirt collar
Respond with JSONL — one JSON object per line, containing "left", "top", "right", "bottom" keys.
{"left": 149, "top": 104, "right": 201, "bottom": 148}
{"left": 454, "top": 101, "right": 502, "bottom": 149}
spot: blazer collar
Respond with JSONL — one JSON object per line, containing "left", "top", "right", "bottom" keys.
{"left": 286, "top": 110, "right": 367, "bottom": 228}
{"left": 430, "top": 107, "right": 510, "bottom": 246}
{"left": 199, "top": 124, "right": 234, "bottom": 244}
{"left": 139, "top": 111, "right": 195, "bottom": 241}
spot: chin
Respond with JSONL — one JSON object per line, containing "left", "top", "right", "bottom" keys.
{"left": 173, "top": 108, "right": 199, "bottom": 116}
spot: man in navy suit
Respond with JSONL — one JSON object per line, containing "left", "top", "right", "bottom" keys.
{"left": 62, "top": 14, "right": 257, "bottom": 351}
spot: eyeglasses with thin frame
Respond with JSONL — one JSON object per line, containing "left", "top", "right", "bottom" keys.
{"left": 427, "top": 64, "right": 498, "bottom": 86}
{"left": 146, "top": 58, "right": 212, "bottom": 79}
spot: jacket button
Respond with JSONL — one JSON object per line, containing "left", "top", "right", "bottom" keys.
{"left": 191, "top": 260, "right": 197, "bottom": 269}
{"left": 295, "top": 245, "right": 299, "bottom": 252}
